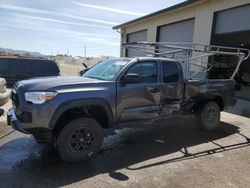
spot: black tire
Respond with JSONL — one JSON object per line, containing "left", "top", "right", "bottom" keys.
{"left": 195, "top": 102, "right": 221, "bottom": 131}
{"left": 57, "top": 118, "right": 103, "bottom": 163}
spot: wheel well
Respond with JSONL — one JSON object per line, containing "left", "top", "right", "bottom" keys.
{"left": 213, "top": 96, "right": 224, "bottom": 111}
{"left": 53, "top": 105, "right": 109, "bottom": 137}
{"left": 193, "top": 96, "right": 224, "bottom": 112}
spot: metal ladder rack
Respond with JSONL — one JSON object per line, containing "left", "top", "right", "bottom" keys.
{"left": 123, "top": 42, "right": 250, "bottom": 80}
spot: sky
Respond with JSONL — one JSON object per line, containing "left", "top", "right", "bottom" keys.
{"left": 0, "top": 0, "right": 185, "bottom": 57}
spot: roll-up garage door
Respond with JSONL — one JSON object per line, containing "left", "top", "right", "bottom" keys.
{"left": 214, "top": 4, "right": 250, "bottom": 35}
{"left": 211, "top": 4, "right": 250, "bottom": 98}
{"left": 126, "top": 30, "right": 147, "bottom": 57}
{"left": 157, "top": 19, "right": 195, "bottom": 79}
{"left": 157, "top": 19, "right": 194, "bottom": 42}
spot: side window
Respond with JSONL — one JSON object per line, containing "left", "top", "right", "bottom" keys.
{"left": 9, "top": 59, "right": 31, "bottom": 74}
{"left": 31, "top": 61, "right": 59, "bottom": 74}
{"left": 163, "top": 61, "right": 179, "bottom": 83}
{"left": 42, "top": 61, "right": 59, "bottom": 73}
{"left": 0, "top": 59, "right": 10, "bottom": 74}
{"left": 126, "top": 61, "right": 157, "bottom": 83}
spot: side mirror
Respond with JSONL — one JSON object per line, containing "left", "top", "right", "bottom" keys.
{"left": 121, "top": 73, "right": 140, "bottom": 84}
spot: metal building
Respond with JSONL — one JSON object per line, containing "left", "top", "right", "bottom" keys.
{"left": 113, "top": 0, "right": 250, "bottom": 98}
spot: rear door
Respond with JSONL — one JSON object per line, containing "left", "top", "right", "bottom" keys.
{"left": 116, "top": 60, "right": 161, "bottom": 122}
{"left": 159, "top": 60, "right": 184, "bottom": 114}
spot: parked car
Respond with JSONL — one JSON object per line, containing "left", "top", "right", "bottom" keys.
{"left": 7, "top": 57, "right": 237, "bottom": 162}
{"left": 0, "top": 77, "right": 10, "bottom": 107}
{"left": 0, "top": 57, "right": 60, "bottom": 87}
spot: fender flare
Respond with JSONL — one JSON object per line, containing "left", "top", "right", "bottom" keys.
{"left": 192, "top": 93, "right": 224, "bottom": 111}
{"left": 48, "top": 98, "right": 115, "bottom": 129}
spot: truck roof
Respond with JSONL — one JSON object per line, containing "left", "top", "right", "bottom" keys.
{"left": 117, "top": 57, "right": 180, "bottom": 63}
{"left": 135, "top": 57, "right": 180, "bottom": 62}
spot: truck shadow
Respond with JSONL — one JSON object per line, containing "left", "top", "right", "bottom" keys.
{"left": 0, "top": 118, "right": 249, "bottom": 187}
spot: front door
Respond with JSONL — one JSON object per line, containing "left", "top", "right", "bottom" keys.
{"left": 117, "top": 60, "right": 161, "bottom": 122}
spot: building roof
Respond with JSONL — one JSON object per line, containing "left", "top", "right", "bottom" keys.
{"left": 112, "top": 0, "right": 202, "bottom": 29}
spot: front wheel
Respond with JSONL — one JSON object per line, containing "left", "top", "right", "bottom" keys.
{"left": 57, "top": 118, "right": 103, "bottom": 163}
{"left": 195, "top": 102, "right": 221, "bottom": 131}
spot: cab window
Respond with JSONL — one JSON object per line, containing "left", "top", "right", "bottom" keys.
{"left": 126, "top": 61, "right": 157, "bottom": 83}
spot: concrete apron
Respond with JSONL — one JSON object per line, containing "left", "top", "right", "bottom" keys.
{"left": 225, "top": 99, "right": 250, "bottom": 118}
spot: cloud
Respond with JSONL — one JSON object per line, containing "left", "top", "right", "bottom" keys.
{"left": 0, "top": 4, "right": 51, "bottom": 14}
{"left": 0, "top": 22, "right": 118, "bottom": 39}
{"left": 72, "top": 1, "right": 146, "bottom": 16}
{"left": 0, "top": 23, "right": 119, "bottom": 48}
{"left": 34, "top": 37, "right": 119, "bottom": 47}
{"left": 16, "top": 14, "right": 111, "bottom": 29}
{"left": 0, "top": 4, "right": 118, "bottom": 25}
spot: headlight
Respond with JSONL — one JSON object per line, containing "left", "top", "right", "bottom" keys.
{"left": 25, "top": 92, "right": 57, "bottom": 104}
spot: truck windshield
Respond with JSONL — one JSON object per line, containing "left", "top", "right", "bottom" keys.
{"left": 83, "top": 59, "right": 130, "bottom": 81}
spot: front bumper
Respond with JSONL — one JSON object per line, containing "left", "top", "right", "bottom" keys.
{"left": 7, "top": 108, "right": 53, "bottom": 142}
{"left": 7, "top": 108, "right": 29, "bottom": 134}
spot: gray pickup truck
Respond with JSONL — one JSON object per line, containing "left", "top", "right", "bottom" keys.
{"left": 7, "top": 56, "right": 237, "bottom": 162}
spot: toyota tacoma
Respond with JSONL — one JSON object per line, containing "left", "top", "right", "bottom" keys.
{"left": 7, "top": 56, "right": 238, "bottom": 162}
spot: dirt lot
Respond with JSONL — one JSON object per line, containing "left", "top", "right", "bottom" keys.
{"left": 0, "top": 64, "right": 249, "bottom": 187}
{"left": 59, "top": 63, "right": 82, "bottom": 76}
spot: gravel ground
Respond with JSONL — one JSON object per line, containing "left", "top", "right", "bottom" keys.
{"left": 0, "top": 100, "right": 249, "bottom": 188}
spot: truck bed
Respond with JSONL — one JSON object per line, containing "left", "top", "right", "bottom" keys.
{"left": 184, "top": 79, "right": 236, "bottom": 109}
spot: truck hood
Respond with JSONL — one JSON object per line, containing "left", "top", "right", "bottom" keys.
{"left": 20, "top": 76, "right": 113, "bottom": 91}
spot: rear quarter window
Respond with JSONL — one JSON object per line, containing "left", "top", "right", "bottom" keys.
{"left": 162, "top": 61, "right": 179, "bottom": 83}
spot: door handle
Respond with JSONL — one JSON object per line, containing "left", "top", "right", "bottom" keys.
{"left": 150, "top": 88, "right": 160, "bottom": 93}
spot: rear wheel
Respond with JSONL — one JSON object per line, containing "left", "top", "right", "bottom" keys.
{"left": 195, "top": 102, "right": 221, "bottom": 131}
{"left": 57, "top": 118, "right": 103, "bottom": 163}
